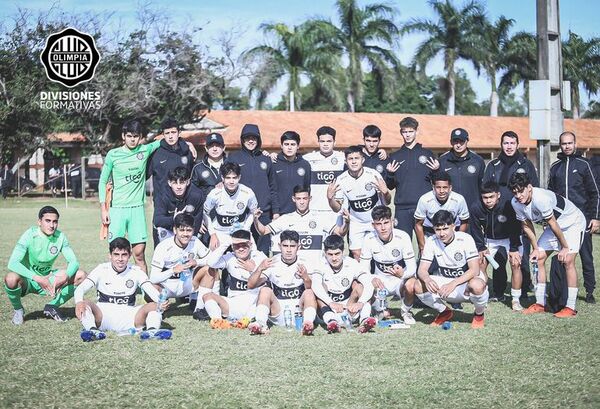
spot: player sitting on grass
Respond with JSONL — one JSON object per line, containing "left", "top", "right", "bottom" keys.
{"left": 246, "top": 230, "right": 318, "bottom": 335}
{"left": 310, "top": 234, "right": 376, "bottom": 333}
{"left": 414, "top": 210, "right": 489, "bottom": 329}
{"left": 4, "top": 205, "right": 85, "bottom": 325}
{"left": 74, "top": 237, "right": 171, "bottom": 342}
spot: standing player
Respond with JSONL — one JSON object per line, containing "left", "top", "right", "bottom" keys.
{"left": 414, "top": 210, "right": 489, "bottom": 328}
{"left": 414, "top": 170, "right": 470, "bottom": 254}
{"left": 509, "top": 173, "right": 587, "bottom": 317}
{"left": 191, "top": 132, "right": 227, "bottom": 198}
{"left": 202, "top": 230, "right": 268, "bottom": 321}
{"left": 470, "top": 182, "right": 524, "bottom": 310}
{"left": 203, "top": 162, "right": 258, "bottom": 250}
{"left": 246, "top": 230, "right": 318, "bottom": 335}
{"left": 74, "top": 237, "right": 171, "bottom": 341}
{"left": 361, "top": 125, "right": 388, "bottom": 175}
{"left": 303, "top": 126, "right": 346, "bottom": 216}
{"left": 99, "top": 120, "right": 160, "bottom": 272}
{"left": 310, "top": 235, "right": 376, "bottom": 333}
{"left": 360, "top": 206, "right": 417, "bottom": 324}
{"left": 253, "top": 185, "right": 349, "bottom": 257}
{"left": 327, "top": 145, "right": 391, "bottom": 259}
{"left": 4, "top": 206, "right": 85, "bottom": 324}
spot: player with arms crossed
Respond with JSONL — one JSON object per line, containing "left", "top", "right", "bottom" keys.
{"left": 246, "top": 230, "right": 318, "bottom": 335}
{"left": 360, "top": 206, "right": 417, "bottom": 324}
{"left": 311, "top": 235, "right": 376, "bottom": 333}
{"left": 5, "top": 206, "right": 85, "bottom": 324}
{"left": 509, "top": 173, "right": 586, "bottom": 317}
{"left": 414, "top": 210, "right": 489, "bottom": 328}
{"left": 74, "top": 238, "right": 172, "bottom": 341}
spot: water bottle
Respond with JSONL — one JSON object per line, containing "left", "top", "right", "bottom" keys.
{"left": 283, "top": 305, "right": 293, "bottom": 331}
{"left": 377, "top": 288, "right": 388, "bottom": 311}
{"left": 294, "top": 305, "right": 303, "bottom": 331}
{"left": 179, "top": 255, "right": 191, "bottom": 282}
{"left": 341, "top": 309, "right": 353, "bottom": 332}
{"left": 531, "top": 260, "right": 539, "bottom": 287}
{"left": 157, "top": 288, "right": 168, "bottom": 313}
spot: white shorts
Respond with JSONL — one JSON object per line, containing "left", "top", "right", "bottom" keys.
{"left": 161, "top": 278, "right": 194, "bottom": 298}
{"left": 373, "top": 274, "right": 407, "bottom": 297}
{"left": 430, "top": 271, "right": 487, "bottom": 303}
{"left": 225, "top": 293, "right": 258, "bottom": 320}
{"left": 98, "top": 303, "right": 142, "bottom": 333}
{"left": 538, "top": 219, "right": 586, "bottom": 253}
{"left": 349, "top": 221, "right": 374, "bottom": 250}
{"left": 269, "top": 299, "right": 301, "bottom": 326}
{"left": 486, "top": 238, "right": 523, "bottom": 258}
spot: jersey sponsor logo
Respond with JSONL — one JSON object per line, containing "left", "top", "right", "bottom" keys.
{"left": 454, "top": 252, "right": 463, "bottom": 262}
{"left": 273, "top": 284, "right": 305, "bottom": 300}
{"left": 311, "top": 170, "right": 342, "bottom": 184}
{"left": 31, "top": 264, "right": 51, "bottom": 275}
{"left": 299, "top": 234, "right": 322, "bottom": 250}
{"left": 276, "top": 170, "right": 283, "bottom": 173}
{"left": 444, "top": 167, "right": 453, "bottom": 172}
{"left": 328, "top": 287, "right": 352, "bottom": 302}
{"left": 98, "top": 291, "right": 135, "bottom": 306}
{"left": 348, "top": 192, "right": 379, "bottom": 212}
{"left": 125, "top": 279, "right": 135, "bottom": 288}
{"left": 136, "top": 153, "right": 144, "bottom": 160}
{"left": 439, "top": 265, "right": 467, "bottom": 278}
{"left": 201, "top": 170, "right": 210, "bottom": 179}
{"left": 125, "top": 172, "right": 143, "bottom": 184}
{"left": 467, "top": 165, "right": 477, "bottom": 174}
{"left": 229, "top": 275, "right": 248, "bottom": 291}
{"left": 260, "top": 161, "right": 268, "bottom": 170}
{"left": 418, "top": 155, "right": 427, "bottom": 164}
{"left": 216, "top": 214, "right": 246, "bottom": 226}
{"left": 497, "top": 215, "right": 507, "bottom": 223}
{"left": 297, "top": 167, "right": 306, "bottom": 176}
{"left": 49, "top": 245, "right": 58, "bottom": 255}
{"left": 160, "top": 159, "right": 167, "bottom": 164}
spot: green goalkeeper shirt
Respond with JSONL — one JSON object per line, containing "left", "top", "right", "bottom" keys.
{"left": 8, "top": 227, "right": 79, "bottom": 280}
{"left": 99, "top": 140, "right": 160, "bottom": 208}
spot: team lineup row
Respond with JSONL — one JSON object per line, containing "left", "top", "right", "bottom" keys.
{"left": 4, "top": 116, "right": 596, "bottom": 339}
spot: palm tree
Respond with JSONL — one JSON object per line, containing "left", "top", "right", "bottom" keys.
{"left": 498, "top": 31, "right": 536, "bottom": 109}
{"left": 311, "top": 0, "right": 400, "bottom": 112}
{"left": 243, "top": 22, "right": 342, "bottom": 110}
{"left": 562, "top": 31, "right": 600, "bottom": 119}
{"left": 403, "top": 0, "right": 485, "bottom": 115}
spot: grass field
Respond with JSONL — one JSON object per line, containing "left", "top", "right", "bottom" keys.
{"left": 0, "top": 198, "right": 599, "bottom": 408}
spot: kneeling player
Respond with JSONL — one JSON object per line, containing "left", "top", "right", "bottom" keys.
{"left": 414, "top": 210, "right": 489, "bottom": 328}
{"left": 74, "top": 238, "right": 171, "bottom": 341}
{"left": 203, "top": 230, "right": 267, "bottom": 321}
{"left": 360, "top": 206, "right": 417, "bottom": 324}
{"left": 311, "top": 235, "right": 376, "bottom": 333}
{"left": 149, "top": 213, "right": 213, "bottom": 314}
{"left": 246, "top": 230, "right": 318, "bottom": 335}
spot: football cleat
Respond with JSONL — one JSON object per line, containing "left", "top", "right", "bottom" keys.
{"left": 248, "top": 322, "right": 269, "bottom": 335}
{"left": 522, "top": 303, "right": 546, "bottom": 315}
{"left": 326, "top": 320, "right": 340, "bottom": 334}
{"left": 358, "top": 317, "right": 377, "bottom": 333}
{"left": 301, "top": 322, "right": 314, "bottom": 336}
{"left": 401, "top": 311, "right": 416, "bottom": 325}
{"left": 471, "top": 313, "right": 485, "bottom": 329}
{"left": 43, "top": 304, "right": 68, "bottom": 322}
{"left": 80, "top": 328, "right": 106, "bottom": 342}
{"left": 511, "top": 300, "right": 524, "bottom": 312}
{"left": 140, "top": 329, "right": 172, "bottom": 340}
{"left": 553, "top": 307, "right": 577, "bottom": 318}
{"left": 11, "top": 308, "right": 24, "bottom": 325}
{"left": 192, "top": 308, "right": 210, "bottom": 321}
{"left": 431, "top": 308, "right": 454, "bottom": 326}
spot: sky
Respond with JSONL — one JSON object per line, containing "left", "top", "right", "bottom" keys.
{"left": 1, "top": 0, "right": 598, "bottom": 108}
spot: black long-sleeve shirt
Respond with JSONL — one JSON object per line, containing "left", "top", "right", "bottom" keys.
{"left": 470, "top": 200, "right": 521, "bottom": 252}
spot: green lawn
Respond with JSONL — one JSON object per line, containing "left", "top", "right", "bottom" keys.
{"left": 0, "top": 198, "right": 599, "bottom": 408}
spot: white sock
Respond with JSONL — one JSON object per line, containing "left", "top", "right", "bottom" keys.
{"left": 81, "top": 306, "right": 95, "bottom": 331}
{"left": 359, "top": 303, "right": 372, "bottom": 322}
{"left": 417, "top": 292, "right": 446, "bottom": 313}
{"left": 510, "top": 288, "right": 521, "bottom": 301}
{"left": 255, "top": 304, "right": 270, "bottom": 326}
{"left": 535, "top": 283, "right": 547, "bottom": 306}
{"left": 400, "top": 299, "right": 412, "bottom": 313}
{"left": 566, "top": 287, "right": 578, "bottom": 310}
{"left": 194, "top": 286, "right": 211, "bottom": 311}
{"left": 146, "top": 310, "right": 161, "bottom": 330}
{"left": 469, "top": 288, "right": 489, "bottom": 315}
{"left": 303, "top": 307, "right": 316, "bottom": 324}
{"left": 323, "top": 311, "right": 337, "bottom": 323}
{"left": 205, "top": 299, "right": 222, "bottom": 319}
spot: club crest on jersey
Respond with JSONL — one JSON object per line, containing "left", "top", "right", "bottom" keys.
{"left": 108, "top": 232, "right": 113, "bottom": 240}
{"left": 341, "top": 277, "right": 350, "bottom": 287}
{"left": 259, "top": 161, "right": 268, "bottom": 170}
{"left": 467, "top": 165, "right": 476, "bottom": 174}
{"left": 49, "top": 245, "right": 58, "bottom": 255}
{"left": 297, "top": 167, "right": 306, "bottom": 176}
{"left": 184, "top": 204, "right": 195, "bottom": 213}
{"left": 516, "top": 168, "right": 526, "bottom": 174}
{"left": 391, "top": 249, "right": 400, "bottom": 257}
{"left": 365, "top": 182, "right": 374, "bottom": 191}
{"left": 454, "top": 252, "right": 463, "bottom": 261}
{"left": 125, "top": 279, "right": 134, "bottom": 288}
{"left": 181, "top": 157, "right": 188, "bottom": 165}
{"left": 331, "top": 157, "right": 338, "bottom": 165}
{"left": 201, "top": 170, "right": 210, "bottom": 179}
{"left": 376, "top": 164, "right": 384, "bottom": 173}
{"left": 418, "top": 155, "right": 427, "bottom": 164}
{"left": 497, "top": 215, "right": 507, "bottom": 223}
{"left": 159, "top": 229, "right": 167, "bottom": 238}
{"left": 136, "top": 153, "right": 144, "bottom": 160}
{"left": 236, "top": 202, "right": 245, "bottom": 210}
{"left": 309, "top": 220, "right": 317, "bottom": 229}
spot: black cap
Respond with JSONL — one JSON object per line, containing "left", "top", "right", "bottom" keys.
{"left": 450, "top": 128, "right": 469, "bottom": 141}
{"left": 241, "top": 123, "right": 261, "bottom": 139}
{"left": 206, "top": 133, "right": 224, "bottom": 146}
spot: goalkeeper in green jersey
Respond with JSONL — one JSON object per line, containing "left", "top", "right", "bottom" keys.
{"left": 4, "top": 206, "right": 85, "bottom": 325}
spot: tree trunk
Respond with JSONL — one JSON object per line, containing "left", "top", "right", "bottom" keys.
{"left": 347, "top": 90, "right": 355, "bottom": 113}
{"left": 446, "top": 54, "right": 455, "bottom": 116}
{"left": 572, "top": 83, "right": 580, "bottom": 119}
{"left": 490, "top": 73, "right": 499, "bottom": 117}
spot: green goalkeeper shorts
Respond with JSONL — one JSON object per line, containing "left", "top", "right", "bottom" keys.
{"left": 108, "top": 205, "right": 147, "bottom": 244}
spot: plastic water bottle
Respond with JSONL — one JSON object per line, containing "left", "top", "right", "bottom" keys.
{"left": 283, "top": 305, "right": 293, "bottom": 331}
{"left": 377, "top": 288, "right": 388, "bottom": 311}
{"left": 341, "top": 309, "right": 354, "bottom": 332}
{"left": 294, "top": 305, "right": 302, "bottom": 331}
{"left": 441, "top": 321, "right": 452, "bottom": 330}
{"left": 531, "top": 260, "right": 539, "bottom": 287}
{"left": 157, "top": 288, "right": 168, "bottom": 313}
{"left": 179, "top": 256, "right": 192, "bottom": 282}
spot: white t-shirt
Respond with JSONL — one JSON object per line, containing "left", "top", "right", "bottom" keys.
{"left": 421, "top": 231, "right": 479, "bottom": 278}
{"left": 303, "top": 150, "right": 345, "bottom": 212}
{"left": 414, "top": 191, "right": 470, "bottom": 229}
{"left": 512, "top": 187, "right": 583, "bottom": 229}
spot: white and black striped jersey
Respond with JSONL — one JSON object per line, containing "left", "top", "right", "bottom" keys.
{"left": 210, "top": 249, "right": 267, "bottom": 297}
{"left": 80, "top": 263, "right": 153, "bottom": 306}
{"left": 261, "top": 255, "right": 310, "bottom": 300}
{"left": 203, "top": 184, "right": 258, "bottom": 235}
{"left": 303, "top": 150, "right": 345, "bottom": 213}
{"left": 335, "top": 167, "right": 385, "bottom": 224}
{"left": 360, "top": 229, "right": 417, "bottom": 278}
{"left": 512, "top": 187, "right": 584, "bottom": 229}
{"left": 150, "top": 236, "right": 209, "bottom": 283}
{"left": 312, "top": 257, "right": 368, "bottom": 303}
{"left": 268, "top": 210, "right": 339, "bottom": 257}
{"left": 421, "top": 231, "right": 479, "bottom": 278}
{"left": 414, "top": 191, "right": 470, "bottom": 229}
